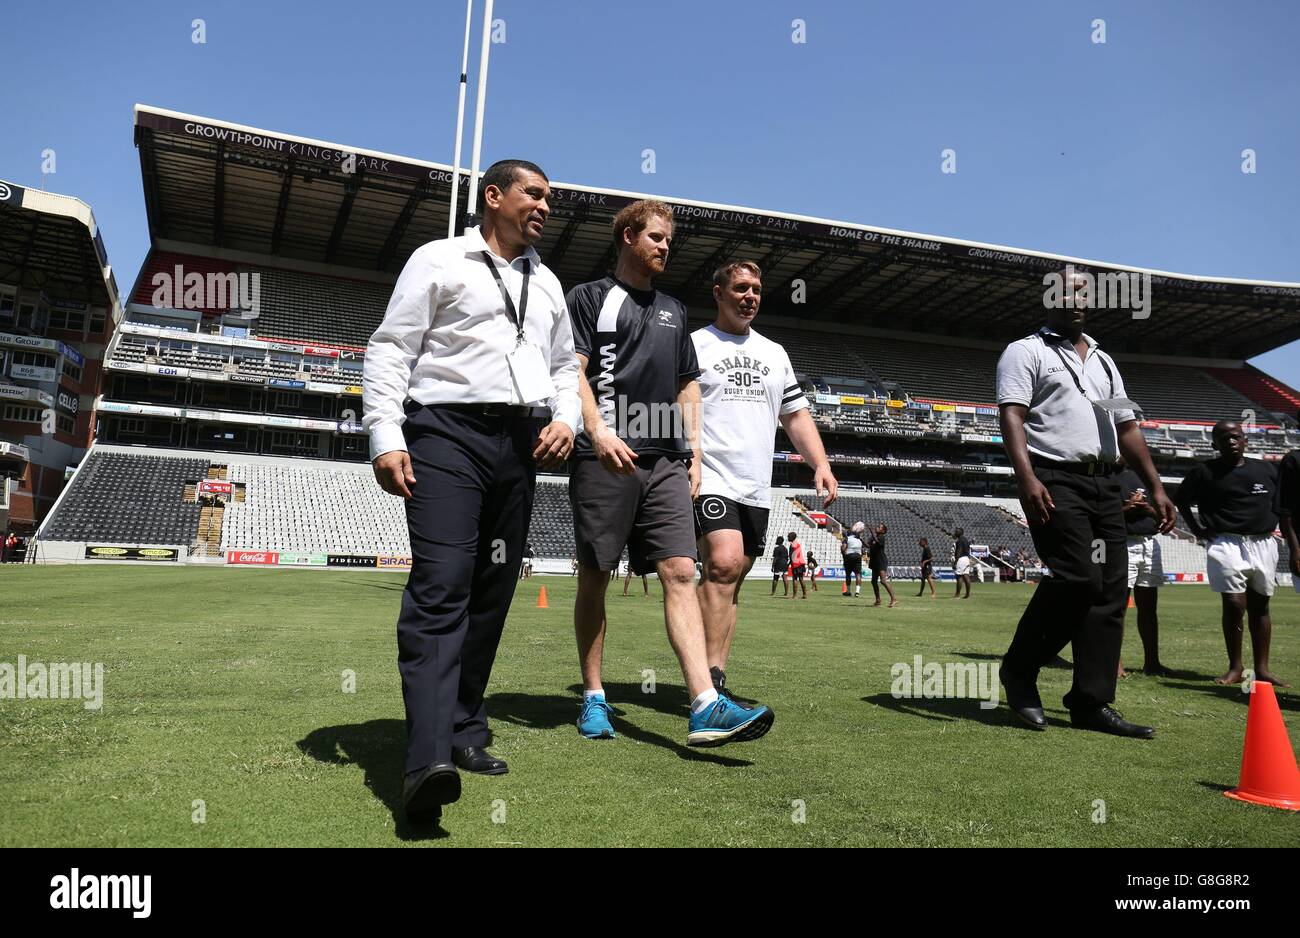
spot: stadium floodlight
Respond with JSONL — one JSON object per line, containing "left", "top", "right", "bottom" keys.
{"left": 463, "top": 0, "right": 494, "bottom": 229}
{"left": 447, "top": 0, "right": 473, "bottom": 238}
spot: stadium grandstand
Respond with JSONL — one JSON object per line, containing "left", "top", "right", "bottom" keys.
{"left": 25, "top": 104, "right": 1300, "bottom": 581}
{"left": 0, "top": 176, "right": 121, "bottom": 545}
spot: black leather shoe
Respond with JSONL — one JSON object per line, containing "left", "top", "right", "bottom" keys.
{"left": 1001, "top": 668, "right": 1046, "bottom": 730}
{"left": 1070, "top": 705, "right": 1155, "bottom": 739}
{"left": 452, "top": 746, "right": 509, "bottom": 775}
{"left": 403, "top": 762, "right": 461, "bottom": 822}
{"left": 1011, "top": 704, "right": 1047, "bottom": 730}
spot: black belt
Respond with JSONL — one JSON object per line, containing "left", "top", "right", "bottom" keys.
{"left": 432, "top": 402, "right": 550, "bottom": 419}
{"left": 1031, "top": 454, "right": 1118, "bottom": 477}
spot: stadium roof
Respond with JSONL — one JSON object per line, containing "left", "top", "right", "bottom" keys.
{"left": 133, "top": 104, "right": 1300, "bottom": 359}
{"left": 0, "top": 179, "right": 121, "bottom": 318}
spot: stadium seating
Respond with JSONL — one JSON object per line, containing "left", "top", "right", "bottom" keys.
{"left": 40, "top": 450, "right": 209, "bottom": 545}
{"left": 129, "top": 252, "right": 388, "bottom": 350}
{"left": 527, "top": 478, "right": 577, "bottom": 562}
{"left": 254, "top": 267, "right": 388, "bottom": 348}
{"left": 130, "top": 252, "right": 242, "bottom": 315}
{"left": 774, "top": 329, "right": 1269, "bottom": 423}
{"left": 43, "top": 447, "right": 1289, "bottom": 577}
{"left": 122, "top": 254, "right": 1300, "bottom": 433}
{"left": 854, "top": 336, "right": 1001, "bottom": 404}
{"left": 1204, "top": 366, "right": 1300, "bottom": 419}
{"left": 757, "top": 324, "right": 884, "bottom": 392}
{"left": 1119, "top": 362, "right": 1260, "bottom": 424}
{"left": 1156, "top": 536, "right": 1208, "bottom": 575}
{"left": 768, "top": 497, "right": 839, "bottom": 573}
{"left": 761, "top": 492, "right": 1034, "bottom": 577}
{"left": 222, "top": 461, "right": 408, "bottom": 555}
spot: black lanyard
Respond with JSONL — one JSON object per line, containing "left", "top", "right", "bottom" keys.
{"left": 1048, "top": 340, "right": 1114, "bottom": 399}
{"left": 481, "top": 251, "right": 530, "bottom": 343}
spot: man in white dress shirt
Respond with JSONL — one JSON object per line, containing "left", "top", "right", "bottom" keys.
{"left": 363, "top": 159, "right": 580, "bottom": 824}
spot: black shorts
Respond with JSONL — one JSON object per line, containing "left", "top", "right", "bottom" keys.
{"left": 570, "top": 456, "right": 697, "bottom": 573}
{"left": 791, "top": 563, "right": 806, "bottom": 580}
{"left": 693, "top": 493, "right": 769, "bottom": 558}
{"left": 844, "top": 554, "right": 862, "bottom": 576}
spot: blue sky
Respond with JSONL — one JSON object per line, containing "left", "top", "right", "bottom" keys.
{"left": 3, "top": 0, "right": 1297, "bottom": 385}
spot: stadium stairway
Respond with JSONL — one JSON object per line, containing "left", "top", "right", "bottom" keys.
{"left": 188, "top": 465, "right": 240, "bottom": 559}
{"left": 777, "top": 496, "right": 843, "bottom": 572}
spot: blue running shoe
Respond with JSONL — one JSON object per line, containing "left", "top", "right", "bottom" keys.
{"left": 578, "top": 695, "right": 616, "bottom": 739}
{"left": 687, "top": 695, "right": 774, "bottom": 747}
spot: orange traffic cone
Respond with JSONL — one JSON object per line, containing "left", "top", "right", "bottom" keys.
{"left": 841, "top": 579, "right": 848, "bottom": 595}
{"left": 1224, "top": 681, "right": 1300, "bottom": 811}
{"left": 536, "top": 586, "right": 549, "bottom": 609}
{"left": 1126, "top": 594, "right": 1135, "bottom": 609}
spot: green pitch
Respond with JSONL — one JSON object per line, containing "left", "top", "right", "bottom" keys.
{"left": 2, "top": 566, "right": 1298, "bottom": 847}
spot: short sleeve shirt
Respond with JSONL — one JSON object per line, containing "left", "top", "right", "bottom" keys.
{"left": 567, "top": 277, "right": 700, "bottom": 459}
{"left": 996, "top": 326, "right": 1136, "bottom": 462}
{"left": 692, "top": 324, "right": 808, "bottom": 507}
{"left": 1176, "top": 457, "right": 1280, "bottom": 536}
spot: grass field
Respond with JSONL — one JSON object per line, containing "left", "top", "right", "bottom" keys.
{"left": 2, "top": 565, "right": 1299, "bottom": 847}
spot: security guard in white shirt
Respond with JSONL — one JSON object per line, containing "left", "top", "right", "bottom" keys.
{"left": 995, "top": 271, "right": 1174, "bottom": 738}
{"left": 363, "top": 160, "right": 580, "bottom": 824}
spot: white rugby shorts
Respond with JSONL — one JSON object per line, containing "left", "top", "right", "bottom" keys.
{"left": 1126, "top": 535, "right": 1164, "bottom": 589}
{"left": 1206, "top": 534, "right": 1279, "bottom": 597}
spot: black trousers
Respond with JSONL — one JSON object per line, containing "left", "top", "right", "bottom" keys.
{"left": 1002, "top": 465, "right": 1127, "bottom": 712}
{"left": 397, "top": 404, "right": 543, "bottom": 774}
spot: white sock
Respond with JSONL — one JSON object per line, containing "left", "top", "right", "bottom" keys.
{"left": 584, "top": 688, "right": 605, "bottom": 701}
{"left": 691, "top": 688, "right": 719, "bottom": 714}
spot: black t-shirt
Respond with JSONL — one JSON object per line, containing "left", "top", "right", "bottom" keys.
{"left": 1280, "top": 449, "right": 1300, "bottom": 519}
{"left": 1117, "top": 468, "right": 1159, "bottom": 538}
{"left": 772, "top": 545, "right": 790, "bottom": 570}
{"left": 921, "top": 545, "right": 933, "bottom": 566}
{"left": 868, "top": 534, "right": 888, "bottom": 569}
{"left": 1176, "top": 457, "right": 1280, "bottom": 536}
{"left": 566, "top": 276, "right": 701, "bottom": 459}
{"left": 954, "top": 537, "right": 971, "bottom": 559}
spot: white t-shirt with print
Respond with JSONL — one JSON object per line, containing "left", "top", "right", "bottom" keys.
{"left": 692, "top": 324, "right": 809, "bottom": 508}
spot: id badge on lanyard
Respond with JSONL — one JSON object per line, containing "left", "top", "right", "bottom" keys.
{"left": 1050, "top": 344, "right": 1137, "bottom": 413}
{"left": 1090, "top": 397, "right": 1140, "bottom": 414}
{"left": 484, "top": 252, "right": 556, "bottom": 403}
{"left": 507, "top": 342, "right": 555, "bottom": 403}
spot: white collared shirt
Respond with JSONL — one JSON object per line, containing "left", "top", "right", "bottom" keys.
{"left": 362, "top": 226, "right": 581, "bottom": 460}
{"left": 996, "top": 325, "right": 1137, "bottom": 462}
